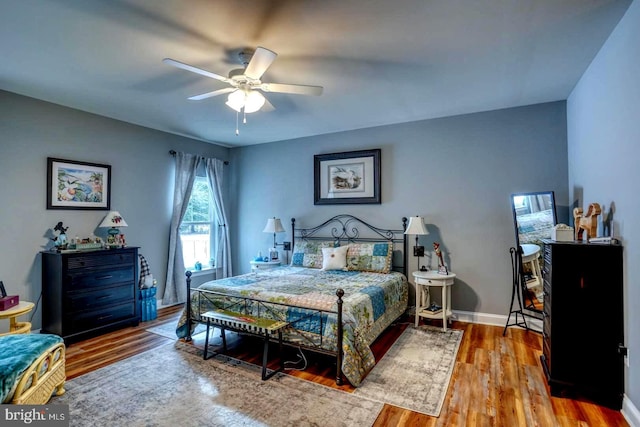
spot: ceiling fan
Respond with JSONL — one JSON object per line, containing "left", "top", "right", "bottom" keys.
{"left": 163, "top": 46, "right": 323, "bottom": 115}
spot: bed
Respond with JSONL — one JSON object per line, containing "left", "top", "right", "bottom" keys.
{"left": 176, "top": 214, "right": 409, "bottom": 387}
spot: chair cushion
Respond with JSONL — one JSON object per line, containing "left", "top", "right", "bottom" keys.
{"left": 0, "top": 334, "right": 64, "bottom": 403}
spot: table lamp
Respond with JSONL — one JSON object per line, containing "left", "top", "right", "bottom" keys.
{"left": 404, "top": 215, "right": 429, "bottom": 271}
{"left": 263, "top": 217, "right": 291, "bottom": 262}
{"left": 99, "top": 211, "right": 128, "bottom": 247}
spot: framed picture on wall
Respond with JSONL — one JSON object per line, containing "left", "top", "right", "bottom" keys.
{"left": 46, "top": 157, "right": 111, "bottom": 210}
{"left": 314, "top": 149, "right": 381, "bottom": 205}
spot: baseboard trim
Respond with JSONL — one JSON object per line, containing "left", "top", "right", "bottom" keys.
{"left": 452, "top": 309, "right": 543, "bottom": 332}
{"left": 622, "top": 394, "right": 640, "bottom": 427}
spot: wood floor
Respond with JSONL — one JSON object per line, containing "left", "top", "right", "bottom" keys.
{"left": 65, "top": 304, "right": 628, "bottom": 426}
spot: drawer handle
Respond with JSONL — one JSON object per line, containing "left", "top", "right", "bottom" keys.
{"left": 96, "top": 275, "right": 113, "bottom": 280}
{"left": 97, "top": 314, "right": 113, "bottom": 321}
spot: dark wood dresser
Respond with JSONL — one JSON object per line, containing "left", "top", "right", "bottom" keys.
{"left": 540, "top": 239, "right": 624, "bottom": 409}
{"left": 41, "top": 247, "right": 140, "bottom": 343}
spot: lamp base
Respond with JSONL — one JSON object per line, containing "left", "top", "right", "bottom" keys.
{"left": 107, "top": 227, "right": 121, "bottom": 247}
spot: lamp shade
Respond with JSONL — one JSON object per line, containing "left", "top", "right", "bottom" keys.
{"left": 99, "top": 211, "right": 128, "bottom": 228}
{"left": 404, "top": 216, "right": 428, "bottom": 235}
{"left": 226, "top": 89, "right": 266, "bottom": 113}
{"left": 263, "top": 218, "right": 285, "bottom": 234}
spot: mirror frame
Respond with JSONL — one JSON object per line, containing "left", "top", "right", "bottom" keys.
{"left": 510, "top": 191, "right": 558, "bottom": 313}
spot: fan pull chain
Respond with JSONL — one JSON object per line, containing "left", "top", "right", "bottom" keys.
{"left": 235, "top": 111, "right": 239, "bottom": 136}
{"left": 243, "top": 110, "right": 247, "bottom": 124}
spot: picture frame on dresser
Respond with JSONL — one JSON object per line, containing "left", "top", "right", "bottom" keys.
{"left": 314, "top": 149, "right": 381, "bottom": 205}
{"left": 46, "top": 157, "right": 111, "bottom": 210}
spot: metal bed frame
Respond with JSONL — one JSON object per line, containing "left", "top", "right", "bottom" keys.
{"left": 184, "top": 214, "right": 408, "bottom": 385}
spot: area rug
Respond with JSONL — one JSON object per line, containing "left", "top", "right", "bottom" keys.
{"left": 51, "top": 342, "right": 383, "bottom": 427}
{"left": 145, "top": 318, "right": 206, "bottom": 340}
{"left": 353, "top": 325, "right": 463, "bottom": 417}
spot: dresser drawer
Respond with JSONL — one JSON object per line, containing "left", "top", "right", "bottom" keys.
{"left": 65, "top": 302, "right": 136, "bottom": 334}
{"left": 65, "top": 284, "right": 135, "bottom": 312}
{"left": 67, "top": 266, "right": 135, "bottom": 290}
{"left": 67, "top": 251, "right": 136, "bottom": 270}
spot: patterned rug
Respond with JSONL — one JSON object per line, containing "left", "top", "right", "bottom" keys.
{"left": 353, "top": 325, "right": 463, "bottom": 417}
{"left": 145, "top": 318, "right": 206, "bottom": 339}
{"left": 51, "top": 341, "right": 383, "bottom": 427}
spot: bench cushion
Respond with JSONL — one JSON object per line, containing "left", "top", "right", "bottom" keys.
{"left": 0, "top": 334, "right": 64, "bottom": 403}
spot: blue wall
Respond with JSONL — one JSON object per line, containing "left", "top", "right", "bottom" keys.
{"left": 567, "top": 0, "right": 640, "bottom": 416}
{"left": 232, "top": 101, "right": 568, "bottom": 316}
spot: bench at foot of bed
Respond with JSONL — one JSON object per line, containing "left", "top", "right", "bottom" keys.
{"left": 202, "top": 309, "right": 289, "bottom": 381}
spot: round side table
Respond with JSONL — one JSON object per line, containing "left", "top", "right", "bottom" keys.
{"left": 413, "top": 270, "right": 456, "bottom": 331}
{"left": 250, "top": 260, "right": 281, "bottom": 272}
{"left": 0, "top": 301, "right": 34, "bottom": 335}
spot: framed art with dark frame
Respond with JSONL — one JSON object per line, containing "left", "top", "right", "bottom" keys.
{"left": 314, "top": 149, "right": 381, "bottom": 205}
{"left": 46, "top": 157, "right": 111, "bottom": 210}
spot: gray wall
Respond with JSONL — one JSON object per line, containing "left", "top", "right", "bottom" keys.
{"left": 567, "top": 0, "right": 639, "bottom": 414}
{"left": 232, "top": 101, "right": 568, "bottom": 315}
{"left": 0, "top": 90, "right": 229, "bottom": 330}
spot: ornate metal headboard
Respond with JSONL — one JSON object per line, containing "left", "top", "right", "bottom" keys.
{"left": 291, "top": 214, "right": 408, "bottom": 274}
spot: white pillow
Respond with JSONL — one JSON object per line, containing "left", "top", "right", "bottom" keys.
{"left": 321, "top": 245, "right": 349, "bottom": 271}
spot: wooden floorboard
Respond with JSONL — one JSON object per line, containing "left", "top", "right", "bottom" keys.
{"left": 63, "top": 305, "right": 628, "bottom": 426}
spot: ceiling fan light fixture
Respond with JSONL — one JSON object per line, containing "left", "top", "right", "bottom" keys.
{"left": 225, "top": 89, "right": 245, "bottom": 112}
{"left": 225, "top": 89, "right": 265, "bottom": 114}
{"left": 244, "top": 90, "right": 265, "bottom": 113}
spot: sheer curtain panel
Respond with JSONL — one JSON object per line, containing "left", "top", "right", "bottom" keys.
{"left": 162, "top": 152, "right": 200, "bottom": 305}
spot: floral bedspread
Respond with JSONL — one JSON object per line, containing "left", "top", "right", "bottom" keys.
{"left": 176, "top": 266, "right": 408, "bottom": 386}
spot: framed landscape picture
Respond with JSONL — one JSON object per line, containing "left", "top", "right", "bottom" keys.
{"left": 314, "top": 149, "right": 381, "bottom": 205}
{"left": 47, "top": 157, "right": 111, "bottom": 210}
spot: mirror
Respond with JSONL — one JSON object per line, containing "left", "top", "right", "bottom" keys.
{"left": 511, "top": 191, "right": 558, "bottom": 312}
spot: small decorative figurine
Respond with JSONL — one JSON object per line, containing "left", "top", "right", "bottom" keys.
{"left": 51, "top": 222, "right": 69, "bottom": 250}
{"left": 434, "top": 242, "right": 449, "bottom": 275}
{"left": 573, "top": 202, "right": 602, "bottom": 241}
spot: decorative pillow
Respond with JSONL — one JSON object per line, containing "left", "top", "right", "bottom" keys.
{"left": 346, "top": 242, "right": 393, "bottom": 273}
{"left": 321, "top": 245, "right": 349, "bottom": 271}
{"left": 290, "top": 240, "right": 337, "bottom": 269}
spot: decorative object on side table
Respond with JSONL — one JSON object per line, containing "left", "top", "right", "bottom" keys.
{"left": 46, "top": 157, "right": 111, "bottom": 210}
{"left": 99, "top": 211, "right": 128, "bottom": 247}
{"left": 404, "top": 215, "right": 429, "bottom": 271}
{"left": 434, "top": 242, "right": 448, "bottom": 275}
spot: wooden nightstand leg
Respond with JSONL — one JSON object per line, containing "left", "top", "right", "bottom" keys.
{"left": 441, "top": 286, "right": 448, "bottom": 332}
{"left": 415, "top": 284, "right": 421, "bottom": 327}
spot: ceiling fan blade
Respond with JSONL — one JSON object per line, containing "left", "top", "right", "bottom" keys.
{"left": 163, "top": 58, "right": 230, "bottom": 83}
{"left": 261, "top": 83, "right": 323, "bottom": 96}
{"left": 244, "top": 47, "right": 277, "bottom": 80}
{"left": 188, "top": 87, "right": 236, "bottom": 101}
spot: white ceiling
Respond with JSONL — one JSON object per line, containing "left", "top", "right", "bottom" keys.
{"left": 0, "top": 0, "right": 631, "bottom": 147}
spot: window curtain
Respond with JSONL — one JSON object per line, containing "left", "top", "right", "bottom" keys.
{"left": 162, "top": 152, "right": 201, "bottom": 305}
{"left": 205, "top": 158, "right": 232, "bottom": 278}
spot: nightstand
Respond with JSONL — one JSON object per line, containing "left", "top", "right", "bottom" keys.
{"left": 413, "top": 270, "right": 456, "bottom": 331}
{"left": 250, "top": 260, "right": 281, "bottom": 272}
{"left": 0, "top": 301, "right": 35, "bottom": 335}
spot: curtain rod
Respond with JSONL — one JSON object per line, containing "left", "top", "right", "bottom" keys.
{"left": 169, "top": 150, "right": 229, "bottom": 165}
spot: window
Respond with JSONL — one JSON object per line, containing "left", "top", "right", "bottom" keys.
{"left": 180, "top": 177, "right": 216, "bottom": 270}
